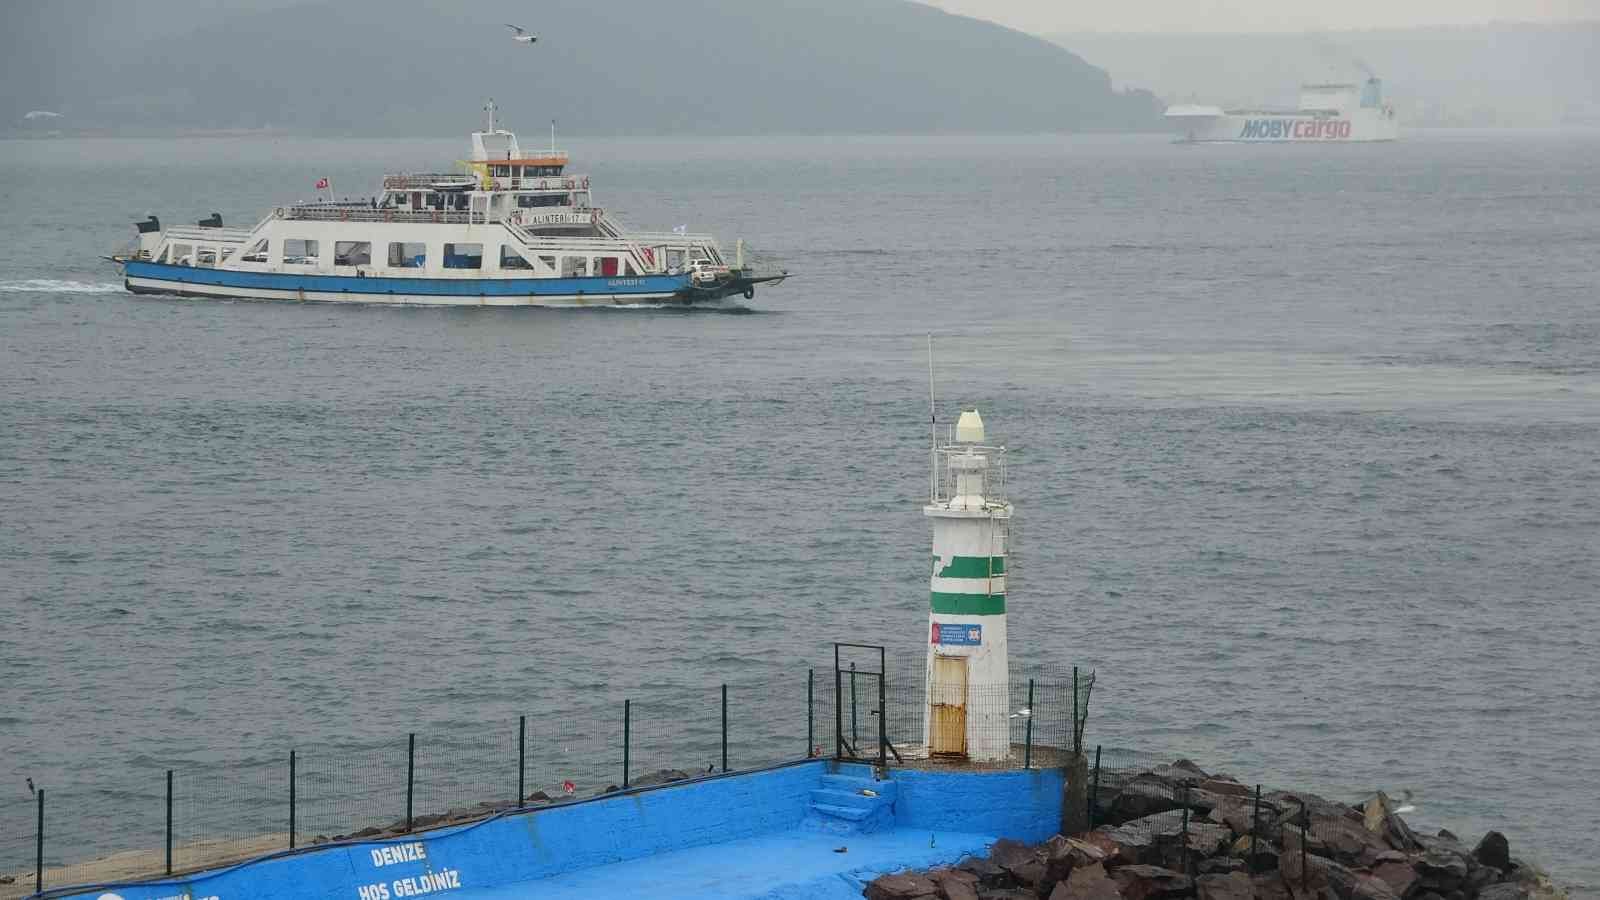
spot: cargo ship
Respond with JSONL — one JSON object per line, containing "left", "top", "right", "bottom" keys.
{"left": 1164, "top": 77, "right": 1399, "bottom": 143}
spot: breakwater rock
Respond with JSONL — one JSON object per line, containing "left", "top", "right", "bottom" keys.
{"left": 865, "top": 759, "right": 1568, "bottom": 900}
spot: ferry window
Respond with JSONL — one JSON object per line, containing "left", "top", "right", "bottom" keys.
{"left": 561, "top": 257, "right": 589, "bottom": 278}
{"left": 537, "top": 255, "right": 557, "bottom": 273}
{"left": 335, "top": 241, "right": 371, "bottom": 266}
{"left": 196, "top": 249, "right": 218, "bottom": 268}
{"left": 388, "top": 242, "right": 426, "bottom": 268}
{"left": 171, "top": 244, "right": 194, "bottom": 266}
{"left": 283, "top": 239, "right": 319, "bottom": 265}
{"left": 500, "top": 246, "right": 532, "bottom": 270}
{"left": 443, "top": 243, "right": 483, "bottom": 270}
{"left": 241, "top": 239, "right": 268, "bottom": 263}
{"left": 492, "top": 165, "right": 510, "bottom": 177}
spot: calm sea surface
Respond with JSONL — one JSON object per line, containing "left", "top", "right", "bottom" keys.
{"left": 1, "top": 131, "right": 1597, "bottom": 892}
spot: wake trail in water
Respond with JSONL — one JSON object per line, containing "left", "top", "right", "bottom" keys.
{"left": 0, "top": 279, "right": 124, "bottom": 294}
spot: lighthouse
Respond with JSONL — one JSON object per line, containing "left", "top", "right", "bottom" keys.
{"left": 923, "top": 409, "right": 1012, "bottom": 762}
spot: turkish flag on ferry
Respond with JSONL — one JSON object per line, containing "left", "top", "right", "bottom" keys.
{"left": 315, "top": 177, "right": 329, "bottom": 189}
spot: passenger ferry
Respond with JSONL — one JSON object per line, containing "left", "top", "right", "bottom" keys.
{"left": 1164, "top": 78, "right": 1399, "bottom": 143}
{"left": 111, "top": 104, "right": 788, "bottom": 307}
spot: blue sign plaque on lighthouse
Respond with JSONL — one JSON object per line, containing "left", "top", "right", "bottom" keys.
{"left": 923, "top": 409, "right": 1012, "bottom": 762}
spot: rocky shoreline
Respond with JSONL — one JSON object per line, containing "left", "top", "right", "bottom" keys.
{"left": 865, "top": 759, "right": 1568, "bottom": 900}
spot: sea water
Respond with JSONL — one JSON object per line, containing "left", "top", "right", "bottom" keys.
{"left": 0, "top": 131, "right": 1596, "bottom": 893}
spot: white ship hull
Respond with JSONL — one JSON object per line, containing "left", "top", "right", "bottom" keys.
{"left": 1165, "top": 108, "right": 1399, "bottom": 143}
{"left": 1164, "top": 78, "right": 1401, "bottom": 144}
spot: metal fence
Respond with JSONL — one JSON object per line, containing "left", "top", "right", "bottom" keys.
{"left": 3, "top": 664, "right": 1090, "bottom": 899}
{"left": 1080, "top": 745, "right": 1406, "bottom": 889}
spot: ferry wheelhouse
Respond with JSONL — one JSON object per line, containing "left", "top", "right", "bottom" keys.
{"left": 112, "top": 107, "right": 787, "bottom": 306}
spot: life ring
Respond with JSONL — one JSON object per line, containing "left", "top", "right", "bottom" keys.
{"left": 581, "top": 176, "right": 590, "bottom": 190}
{"left": 564, "top": 178, "right": 575, "bottom": 190}
{"left": 383, "top": 210, "right": 394, "bottom": 222}
{"left": 540, "top": 179, "right": 549, "bottom": 190}
{"left": 339, "top": 210, "right": 349, "bottom": 221}
{"left": 509, "top": 210, "right": 523, "bottom": 225}
{"left": 590, "top": 210, "right": 601, "bottom": 225}
{"left": 432, "top": 211, "right": 442, "bottom": 223}
{"left": 743, "top": 286, "right": 755, "bottom": 300}
{"left": 274, "top": 207, "right": 285, "bottom": 218}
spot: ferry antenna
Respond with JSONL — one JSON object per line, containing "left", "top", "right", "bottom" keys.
{"left": 928, "top": 334, "right": 937, "bottom": 503}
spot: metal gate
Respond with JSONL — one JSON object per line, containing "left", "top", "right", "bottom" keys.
{"left": 832, "top": 643, "right": 886, "bottom": 770}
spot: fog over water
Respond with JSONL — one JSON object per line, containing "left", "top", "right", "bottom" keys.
{"left": 1, "top": 131, "right": 1597, "bottom": 893}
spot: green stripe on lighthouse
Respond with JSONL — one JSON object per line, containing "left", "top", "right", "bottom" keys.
{"left": 930, "top": 592, "right": 1006, "bottom": 615}
{"left": 935, "top": 556, "right": 1006, "bottom": 578}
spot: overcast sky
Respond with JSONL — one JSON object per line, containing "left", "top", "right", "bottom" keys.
{"left": 926, "top": 0, "right": 1598, "bottom": 34}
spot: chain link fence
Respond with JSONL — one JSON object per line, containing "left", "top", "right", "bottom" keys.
{"left": 6, "top": 663, "right": 1093, "bottom": 899}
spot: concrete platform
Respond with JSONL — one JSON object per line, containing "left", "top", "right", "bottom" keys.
{"left": 458, "top": 827, "right": 995, "bottom": 900}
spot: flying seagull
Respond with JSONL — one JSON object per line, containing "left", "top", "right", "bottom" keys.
{"left": 1009, "top": 707, "right": 1032, "bottom": 719}
{"left": 505, "top": 24, "right": 537, "bottom": 44}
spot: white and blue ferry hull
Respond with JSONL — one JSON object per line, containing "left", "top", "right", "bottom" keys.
{"left": 123, "top": 262, "right": 703, "bottom": 307}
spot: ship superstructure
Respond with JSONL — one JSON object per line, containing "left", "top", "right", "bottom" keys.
{"left": 112, "top": 104, "right": 787, "bottom": 306}
{"left": 1165, "top": 77, "right": 1399, "bottom": 143}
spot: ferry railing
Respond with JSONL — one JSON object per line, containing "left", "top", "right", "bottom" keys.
{"left": 379, "top": 174, "right": 589, "bottom": 193}
{"left": 280, "top": 206, "right": 488, "bottom": 225}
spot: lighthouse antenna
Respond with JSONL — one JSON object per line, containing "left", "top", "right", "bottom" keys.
{"left": 927, "top": 334, "right": 937, "bottom": 503}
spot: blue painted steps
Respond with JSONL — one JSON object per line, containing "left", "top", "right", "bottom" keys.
{"left": 801, "top": 772, "right": 896, "bottom": 835}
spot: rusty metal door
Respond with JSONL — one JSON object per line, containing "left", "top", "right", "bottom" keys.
{"left": 930, "top": 655, "right": 968, "bottom": 757}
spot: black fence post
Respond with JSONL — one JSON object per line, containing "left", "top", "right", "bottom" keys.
{"left": 165, "top": 769, "right": 174, "bottom": 875}
{"left": 1179, "top": 783, "right": 1191, "bottom": 877}
{"left": 1088, "top": 745, "right": 1102, "bottom": 827}
{"left": 806, "top": 668, "right": 814, "bottom": 758}
{"left": 1249, "top": 783, "right": 1262, "bottom": 873}
{"left": 518, "top": 715, "right": 527, "bottom": 808}
{"left": 849, "top": 662, "right": 858, "bottom": 747}
{"left": 405, "top": 733, "right": 415, "bottom": 833}
{"left": 720, "top": 684, "right": 729, "bottom": 773}
{"left": 288, "top": 750, "right": 297, "bottom": 850}
{"left": 1299, "top": 799, "right": 1309, "bottom": 891}
{"left": 876, "top": 671, "right": 886, "bottom": 772}
{"left": 34, "top": 788, "right": 43, "bottom": 896}
{"left": 622, "top": 699, "right": 631, "bottom": 789}
{"left": 833, "top": 666, "right": 843, "bottom": 759}
{"left": 1023, "top": 678, "right": 1035, "bottom": 769}
{"left": 1072, "top": 667, "right": 1080, "bottom": 756}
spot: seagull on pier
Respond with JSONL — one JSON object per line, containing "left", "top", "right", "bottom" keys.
{"left": 505, "top": 24, "right": 538, "bottom": 44}
{"left": 26, "top": 778, "right": 35, "bottom": 796}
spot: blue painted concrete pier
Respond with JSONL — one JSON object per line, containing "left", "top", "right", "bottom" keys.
{"left": 57, "top": 761, "right": 1065, "bottom": 900}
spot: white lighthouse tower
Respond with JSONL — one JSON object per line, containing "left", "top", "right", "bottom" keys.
{"left": 923, "top": 408, "right": 1012, "bottom": 762}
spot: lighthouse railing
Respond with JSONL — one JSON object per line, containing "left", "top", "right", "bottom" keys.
{"left": 930, "top": 443, "right": 1009, "bottom": 506}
